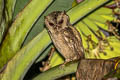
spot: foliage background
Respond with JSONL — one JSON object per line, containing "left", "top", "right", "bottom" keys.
{"left": 0, "top": 0, "right": 120, "bottom": 80}
{"left": 14, "top": 0, "right": 73, "bottom": 46}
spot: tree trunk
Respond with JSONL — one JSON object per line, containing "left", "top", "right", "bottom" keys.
{"left": 76, "top": 58, "right": 120, "bottom": 80}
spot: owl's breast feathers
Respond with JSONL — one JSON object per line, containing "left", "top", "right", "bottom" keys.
{"left": 61, "top": 27, "right": 85, "bottom": 59}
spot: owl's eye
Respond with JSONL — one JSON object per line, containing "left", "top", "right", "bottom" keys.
{"left": 49, "top": 22, "right": 54, "bottom": 26}
{"left": 58, "top": 19, "right": 63, "bottom": 24}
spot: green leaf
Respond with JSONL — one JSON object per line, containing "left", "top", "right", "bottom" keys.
{"left": 32, "top": 61, "right": 78, "bottom": 80}
{"left": 0, "top": 30, "right": 51, "bottom": 80}
{"left": 0, "top": 0, "right": 4, "bottom": 43}
{"left": 0, "top": 0, "right": 4, "bottom": 23}
{"left": 0, "top": 0, "right": 16, "bottom": 43}
{"left": 0, "top": 0, "right": 53, "bottom": 70}
{"left": 74, "top": 0, "right": 120, "bottom": 59}
{"left": 67, "top": 0, "right": 111, "bottom": 24}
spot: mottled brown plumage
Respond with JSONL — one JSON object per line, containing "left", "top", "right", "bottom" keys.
{"left": 45, "top": 11, "right": 84, "bottom": 63}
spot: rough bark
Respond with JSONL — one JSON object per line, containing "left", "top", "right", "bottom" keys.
{"left": 76, "top": 58, "right": 120, "bottom": 80}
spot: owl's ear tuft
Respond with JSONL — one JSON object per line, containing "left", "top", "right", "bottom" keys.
{"left": 63, "top": 10, "right": 66, "bottom": 14}
{"left": 44, "top": 16, "right": 47, "bottom": 19}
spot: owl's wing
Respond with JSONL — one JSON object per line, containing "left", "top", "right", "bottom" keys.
{"left": 63, "top": 27, "right": 84, "bottom": 59}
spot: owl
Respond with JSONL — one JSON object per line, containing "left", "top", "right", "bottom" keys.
{"left": 45, "top": 11, "right": 84, "bottom": 63}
